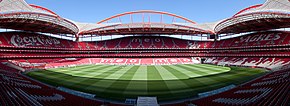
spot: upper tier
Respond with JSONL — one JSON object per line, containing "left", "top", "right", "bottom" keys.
{"left": 0, "top": 31, "right": 289, "bottom": 50}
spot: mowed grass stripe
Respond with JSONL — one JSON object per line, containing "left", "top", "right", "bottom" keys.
{"left": 83, "top": 66, "right": 139, "bottom": 88}
{"left": 182, "top": 64, "right": 226, "bottom": 72}
{"left": 176, "top": 64, "right": 226, "bottom": 76}
{"left": 29, "top": 70, "right": 73, "bottom": 80}
{"left": 159, "top": 65, "right": 208, "bottom": 95}
{"left": 167, "top": 65, "right": 199, "bottom": 77}
{"left": 211, "top": 68, "right": 265, "bottom": 84}
{"left": 122, "top": 80, "right": 148, "bottom": 97}
{"left": 171, "top": 65, "right": 227, "bottom": 86}
{"left": 53, "top": 65, "right": 113, "bottom": 76}
{"left": 117, "top": 66, "right": 140, "bottom": 80}
{"left": 131, "top": 65, "right": 147, "bottom": 80}
{"left": 67, "top": 66, "right": 140, "bottom": 97}
{"left": 78, "top": 66, "right": 139, "bottom": 90}
{"left": 196, "top": 64, "right": 228, "bottom": 70}
{"left": 123, "top": 66, "right": 148, "bottom": 96}
{"left": 91, "top": 66, "right": 129, "bottom": 79}
{"left": 147, "top": 66, "right": 172, "bottom": 98}
{"left": 168, "top": 65, "right": 208, "bottom": 78}
{"left": 154, "top": 66, "right": 179, "bottom": 80}
{"left": 184, "top": 64, "right": 229, "bottom": 72}
{"left": 63, "top": 65, "right": 122, "bottom": 86}
{"left": 185, "top": 69, "right": 265, "bottom": 94}
{"left": 147, "top": 66, "right": 163, "bottom": 80}
{"left": 69, "top": 66, "right": 123, "bottom": 85}
{"left": 180, "top": 64, "right": 224, "bottom": 76}
{"left": 26, "top": 71, "right": 78, "bottom": 86}
{"left": 175, "top": 65, "right": 231, "bottom": 86}
{"left": 69, "top": 65, "right": 105, "bottom": 71}
{"left": 70, "top": 65, "right": 116, "bottom": 75}
{"left": 62, "top": 65, "right": 119, "bottom": 79}
{"left": 155, "top": 66, "right": 191, "bottom": 92}
{"left": 50, "top": 65, "right": 103, "bottom": 72}
{"left": 172, "top": 65, "right": 220, "bottom": 88}
{"left": 161, "top": 65, "right": 190, "bottom": 79}
{"left": 98, "top": 66, "right": 141, "bottom": 99}
{"left": 47, "top": 65, "right": 89, "bottom": 71}
{"left": 104, "top": 66, "right": 134, "bottom": 80}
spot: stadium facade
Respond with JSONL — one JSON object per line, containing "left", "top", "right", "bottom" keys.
{"left": 0, "top": 0, "right": 289, "bottom": 106}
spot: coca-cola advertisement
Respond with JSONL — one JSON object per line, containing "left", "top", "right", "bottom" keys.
{"left": 9, "top": 33, "right": 61, "bottom": 47}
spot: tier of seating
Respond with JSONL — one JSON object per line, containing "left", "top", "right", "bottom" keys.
{"left": 191, "top": 68, "right": 290, "bottom": 106}
{"left": 3, "top": 50, "right": 290, "bottom": 59}
{"left": 204, "top": 57, "right": 290, "bottom": 71}
{"left": 0, "top": 31, "right": 289, "bottom": 105}
{"left": 8, "top": 58, "right": 200, "bottom": 69}
{"left": 0, "top": 63, "right": 109, "bottom": 106}
{"left": 190, "top": 31, "right": 290, "bottom": 49}
{"left": 1, "top": 60, "right": 289, "bottom": 106}
{"left": 7, "top": 57, "right": 290, "bottom": 71}
{"left": 1, "top": 31, "right": 290, "bottom": 50}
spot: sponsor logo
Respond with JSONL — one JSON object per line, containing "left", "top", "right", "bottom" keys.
{"left": 128, "top": 59, "right": 138, "bottom": 63}
{"left": 115, "top": 59, "right": 124, "bottom": 63}
{"left": 155, "top": 59, "right": 167, "bottom": 62}
{"left": 235, "top": 33, "right": 281, "bottom": 44}
{"left": 169, "top": 59, "right": 177, "bottom": 62}
{"left": 181, "top": 58, "right": 191, "bottom": 62}
{"left": 101, "top": 59, "right": 114, "bottom": 63}
{"left": 11, "top": 35, "right": 60, "bottom": 47}
{"left": 131, "top": 38, "right": 162, "bottom": 43}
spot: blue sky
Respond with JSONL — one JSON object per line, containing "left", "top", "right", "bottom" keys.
{"left": 25, "top": 0, "right": 265, "bottom": 24}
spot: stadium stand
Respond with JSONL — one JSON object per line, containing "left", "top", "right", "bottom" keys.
{"left": 0, "top": 63, "right": 108, "bottom": 106}
{"left": 191, "top": 69, "right": 290, "bottom": 106}
{"left": 1, "top": 31, "right": 289, "bottom": 105}
{"left": 0, "top": 0, "right": 289, "bottom": 105}
{"left": 1, "top": 31, "right": 290, "bottom": 49}
{"left": 205, "top": 57, "right": 290, "bottom": 71}
{"left": 0, "top": 31, "right": 289, "bottom": 105}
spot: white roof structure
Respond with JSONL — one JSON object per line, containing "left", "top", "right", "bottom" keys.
{"left": 214, "top": 0, "right": 290, "bottom": 34}
{"left": 237, "top": 0, "right": 290, "bottom": 16}
{"left": 174, "top": 22, "right": 219, "bottom": 33}
{"left": 0, "top": 0, "right": 56, "bottom": 16}
{"left": 0, "top": 0, "right": 78, "bottom": 34}
{"left": 0, "top": 0, "right": 290, "bottom": 38}
{"left": 74, "top": 22, "right": 121, "bottom": 33}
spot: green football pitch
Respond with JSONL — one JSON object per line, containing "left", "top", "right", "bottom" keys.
{"left": 26, "top": 64, "right": 266, "bottom": 101}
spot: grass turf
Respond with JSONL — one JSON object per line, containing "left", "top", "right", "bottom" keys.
{"left": 26, "top": 64, "right": 266, "bottom": 101}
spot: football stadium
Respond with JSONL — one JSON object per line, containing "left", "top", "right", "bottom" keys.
{"left": 0, "top": 0, "right": 289, "bottom": 106}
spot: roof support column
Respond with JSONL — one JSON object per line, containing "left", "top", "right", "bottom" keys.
{"left": 75, "top": 34, "right": 79, "bottom": 42}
